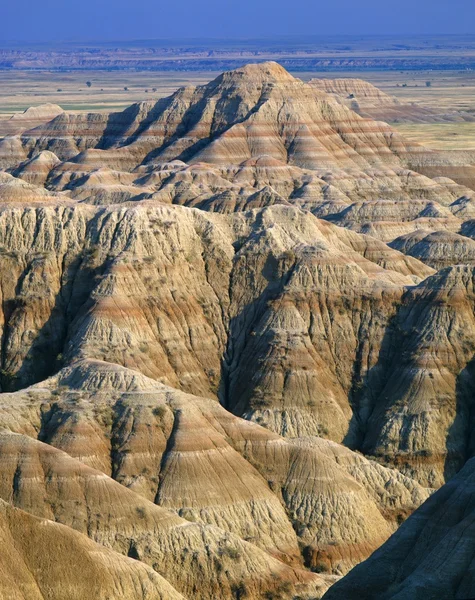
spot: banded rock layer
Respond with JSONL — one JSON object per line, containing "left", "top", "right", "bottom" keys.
{"left": 2, "top": 64, "right": 474, "bottom": 244}
{"left": 0, "top": 358, "right": 430, "bottom": 597}
{"left": 322, "top": 456, "right": 475, "bottom": 600}
{"left": 309, "top": 77, "right": 475, "bottom": 124}
{"left": 0, "top": 193, "right": 471, "bottom": 486}
{"left": 0, "top": 62, "right": 475, "bottom": 598}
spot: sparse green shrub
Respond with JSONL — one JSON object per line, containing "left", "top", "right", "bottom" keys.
{"left": 152, "top": 405, "right": 167, "bottom": 418}
{"left": 252, "top": 395, "right": 273, "bottom": 409}
{"left": 0, "top": 369, "right": 17, "bottom": 391}
{"left": 281, "top": 249, "right": 297, "bottom": 263}
{"left": 231, "top": 582, "right": 248, "bottom": 599}
{"left": 84, "top": 247, "right": 99, "bottom": 261}
{"left": 179, "top": 508, "right": 198, "bottom": 522}
{"left": 312, "top": 562, "right": 329, "bottom": 573}
{"left": 185, "top": 250, "right": 198, "bottom": 263}
{"left": 396, "top": 512, "right": 406, "bottom": 526}
{"left": 219, "top": 545, "right": 242, "bottom": 560}
{"left": 135, "top": 507, "right": 146, "bottom": 519}
{"left": 96, "top": 408, "right": 114, "bottom": 429}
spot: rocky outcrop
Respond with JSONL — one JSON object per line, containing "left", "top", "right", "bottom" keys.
{"left": 1, "top": 62, "right": 475, "bottom": 599}
{"left": 389, "top": 229, "right": 475, "bottom": 269}
{"left": 0, "top": 498, "right": 185, "bottom": 600}
{"left": 0, "top": 427, "right": 326, "bottom": 599}
{"left": 0, "top": 171, "right": 65, "bottom": 204}
{"left": 3, "top": 63, "right": 473, "bottom": 241}
{"left": 0, "top": 104, "right": 64, "bottom": 138}
{"left": 0, "top": 203, "right": 430, "bottom": 437}
{"left": 0, "top": 358, "right": 428, "bottom": 584}
{"left": 10, "top": 151, "right": 61, "bottom": 187}
{"left": 322, "top": 456, "right": 475, "bottom": 600}
{"left": 362, "top": 265, "right": 475, "bottom": 487}
{"left": 309, "top": 78, "right": 475, "bottom": 124}
{"left": 0, "top": 200, "right": 469, "bottom": 490}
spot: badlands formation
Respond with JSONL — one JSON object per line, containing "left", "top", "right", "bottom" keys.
{"left": 0, "top": 61, "right": 474, "bottom": 598}
{"left": 309, "top": 77, "right": 475, "bottom": 124}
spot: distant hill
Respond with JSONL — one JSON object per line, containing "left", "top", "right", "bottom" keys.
{"left": 2, "top": 34, "right": 475, "bottom": 71}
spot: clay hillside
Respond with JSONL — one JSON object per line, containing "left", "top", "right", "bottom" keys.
{"left": 309, "top": 77, "right": 475, "bottom": 124}
{"left": 0, "top": 62, "right": 475, "bottom": 599}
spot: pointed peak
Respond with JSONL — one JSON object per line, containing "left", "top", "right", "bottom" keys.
{"left": 211, "top": 61, "right": 297, "bottom": 87}
{"left": 54, "top": 359, "right": 163, "bottom": 392}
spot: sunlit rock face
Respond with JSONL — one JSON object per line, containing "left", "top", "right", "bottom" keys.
{"left": 322, "top": 456, "right": 475, "bottom": 600}
{"left": 1, "top": 62, "right": 475, "bottom": 599}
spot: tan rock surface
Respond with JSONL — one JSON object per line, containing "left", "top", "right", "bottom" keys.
{"left": 10, "top": 151, "right": 61, "bottom": 187}
{"left": 0, "top": 426, "right": 325, "bottom": 599}
{"left": 0, "top": 359, "right": 428, "bottom": 583}
{"left": 322, "top": 457, "right": 475, "bottom": 600}
{"left": 0, "top": 199, "right": 466, "bottom": 491}
{"left": 0, "top": 104, "right": 64, "bottom": 138}
{"left": 0, "top": 202, "right": 430, "bottom": 438}
{"left": 1, "top": 62, "right": 475, "bottom": 599}
{"left": 0, "top": 498, "right": 185, "bottom": 600}
{"left": 362, "top": 265, "right": 475, "bottom": 487}
{"left": 389, "top": 229, "right": 475, "bottom": 269}
{"left": 309, "top": 78, "right": 474, "bottom": 124}
{"left": 6, "top": 64, "right": 468, "bottom": 208}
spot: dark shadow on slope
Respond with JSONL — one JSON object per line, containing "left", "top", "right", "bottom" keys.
{"left": 0, "top": 258, "right": 91, "bottom": 391}
{"left": 444, "top": 355, "right": 475, "bottom": 482}
{"left": 98, "top": 96, "right": 175, "bottom": 151}
{"left": 0, "top": 224, "right": 113, "bottom": 392}
{"left": 342, "top": 305, "right": 405, "bottom": 451}
{"left": 219, "top": 245, "right": 297, "bottom": 413}
{"left": 140, "top": 84, "right": 271, "bottom": 166}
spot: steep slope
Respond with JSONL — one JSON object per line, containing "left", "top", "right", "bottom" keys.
{"left": 0, "top": 104, "right": 64, "bottom": 138}
{"left": 0, "top": 358, "right": 428, "bottom": 580}
{"left": 0, "top": 200, "right": 468, "bottom": 489}
{"left": 308, "top": 78, "right": 472, "bottom": 123}
{"left": 362, "top": 265, "right": 475, "bottom": 487}
{"left": 322, "top": 457, "right": 475, "bottom": 600}
{"left": 0, "top": 428, "right": 325, "bottom": 600}
{"left": 22, "top": 63, "right": 420, "bottom": 171}
{"left": 0, "top": 202, "right": 431, "bottom": 436}
{"left": 389, "top": 229, "right": 475, "bottom": 269}
{"left": 4, "top": 62, "right": 473, "bottom": 246}
{"left": 10, "top": 151, "right": 61, "bottom": 187}
{"left": 0, "top": 499, "right": 184, "bottom": 600}
{"left": 0, "top": 171, "right": 64, "bottom": 204}
{"left": 0, "top": 169, "right": 473, "bottom": 494}
{"left": 2, "top": 63, "right": 475, "bottom": 598}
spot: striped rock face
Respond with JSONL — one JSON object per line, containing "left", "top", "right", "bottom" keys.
{"left": 0, "top": 62, "right": 475, "bottom": 599}
{"left": 0, "top": 359, "right": 429, "bottom": 594}
{"left": 322, "top": 457, "right": 475, "bottom": 600}
{"left": 308, "top": 77, "right": 475, "bottom": 124}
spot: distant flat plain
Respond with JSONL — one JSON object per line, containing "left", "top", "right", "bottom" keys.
{"left": 335, "top": 70, "right": 475, "bottom": 150}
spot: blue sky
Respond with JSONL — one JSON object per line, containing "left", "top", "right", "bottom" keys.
{"left": 1, "top": 0, "right": 473, "bottom": 42}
